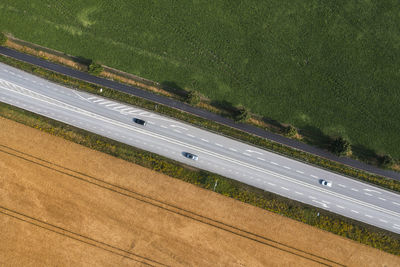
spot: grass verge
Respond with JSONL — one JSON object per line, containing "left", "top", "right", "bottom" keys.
{"left": 1, "top": 100, "right": 399, "bottom": 255}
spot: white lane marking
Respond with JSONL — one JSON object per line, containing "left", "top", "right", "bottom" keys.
{"left": 257, "top": 157, "right": 266, "bottom": 161}
{"left": 173, "top": 129, "right": 182, "bottom": 133}
{"left": 378, "top": 197, "right": 386, "bottom": 201}
{"left": 308, "top": 196, "right": 316, "bottom": 199}
{"left": 246, "top": 150, "right": 263, "bottom": 155}
{"left": 160, "top": 125, "right": 168, "bottom": 129}
{"left": 270, "top": 161, "right": 279, "bottom": 166}
{"left": 363, "top": 189, "right": 382, "bottom": 194}
{"left": 365, "top": 214, "right": 373, "bottom": 218}
{"left": 98, "top": 101, "right": 113, "bottom": 105}
{"left": 364, "top": 193, "right": 373, "bottom": 196}
{"left": 201, "top": 138, "right": 209, "bottom": 142}
{"left": 393, "top": 225, "right": 400, "bottom": 230}
{"left": 295, "top": 191, "right": 303, "bottom": 195}
{"left": 296, "top": 170, "right": 304, "bottom": 174}
{"left": 268, "top": 182, "right": 276, "bottom": 186}
{"left": 351, "top": 188, "right": 359, "bottom": 192}
{"left": 186, "top": 134, "right": 195, "bottom": 138}
{"left": 351, "top": 210, "right": 359, "bottom": 214}
{"left": 73, "top": 91, "right": 91, "bottom": 102}
{"left": 215, "top": 143, "right": 223, "bottom": 147}
{"left": 147, "top": 121, "right": 155, "bottom": 125}
{"left": 87, "top": 96, "right": 97, "bottom": 100}
{"left": 379, "top": 219, "right": 388, "bottom": 223}
{"left": 112, "top": 105, "right": 126, "bottom": 110}
{"left": 92, "top": 99, "right": 104, "bottom": 103}
{"left": 283, "top": 166, "right": 291, "bottom": 170}
{"left": 321, "top": 200, "right": 331, "bottom": 204}
{"left": 229, "top": 148, "right": 237, "bottom": 151}
{"left": 243, "top": 152, "right": 251, "bottom": 156}
{"left": 170, "top": 125, "right": 188, "bottom": 130}
{"left": 394, "top": 224, "right": 400, "bottom": 227}
{"left": 312, "top": 200, "right": 328, "bottom": 208}
{"left": 336, "top": 205, "right": 345, "bottom": 209}
{"left": 338, "top": 184, "right": 346, "bottom": 188}
{"left": 3, "top": 81, "right": 400, "bottom": 220}
{"left": 105, "top": 103, "right": 119, "bottom": 107}
{"left": 281, "top": 187, "right": 289, "bottom": 191}
{"left": 393, "top": 202, "right": 400, "bottom": 206}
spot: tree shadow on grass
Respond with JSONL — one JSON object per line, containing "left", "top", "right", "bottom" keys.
{"left": 299, "top": 125, "right": 334, "bottom": 151}
{"left": 75, "top": 56, "right": 92, "bottom": 66}
{"left": 210, "top": 99, "right": 237, "bottom": 115}
{"left": 351, "top": 143, "right": 380, "bottom": 165}
{"left": 160, "top": 81, "right": 188, "bottom": 98}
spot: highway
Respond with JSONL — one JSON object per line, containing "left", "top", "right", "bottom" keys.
{"left": 1, "top": 62, "right": 400, "bottom": 234}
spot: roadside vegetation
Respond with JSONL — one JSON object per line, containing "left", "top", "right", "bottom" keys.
{"left": 1, "top": 53, "right": 400, "bottom": 195}
{"left": 1, "top": 1, "right": 399, "bottom": 168}
{"left": 1, "top": 100, "right": 399, "bottom": 255}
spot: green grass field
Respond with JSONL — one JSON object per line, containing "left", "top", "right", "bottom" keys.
{"left": 1, "top": 0, "right": 400, "bottom": 158}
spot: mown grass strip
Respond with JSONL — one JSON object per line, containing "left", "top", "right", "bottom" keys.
{"left": 1, "top": 101, "right": 399, "bottom": 255}
{"left": 1, "top": 53, "right": 399, "bottom": 194}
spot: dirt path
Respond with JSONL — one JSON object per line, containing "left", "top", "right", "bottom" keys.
{"left": 0, "top": 117, "right": 399, "bottom": 266}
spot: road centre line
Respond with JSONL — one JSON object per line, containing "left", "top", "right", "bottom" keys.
{"left": 215, "top": 143, "right": 223, "bottom": 147}
{"left": 270, "top": 161, "right": 279, "bottom": 165}
{"left": 365, "top": 214, "right": 373, "bottom": 218}
{"left": 308, "top": 196, "right": 316, "bottom": 199}
{"left": 296, "top": 170, "right": 304, "bottom": 174}
{"left": 336, "top": 205, "right": 345, "bottom": 209}
{"left": 351, "top": 188, "right": 359, "bottom": 192}
{"left": 351, "top": 210, "right": 359, "bottom": 214}
{"left": 283, "top": 166, "right": 291, "bottom": 169}
{"left": 393, "top": 202, "right": 400, "bottom": 206}
{"left": 295, "top": 191, "right": 303, "bottom": 195}
{"left": 160, "top": 125, "right": 168, "bottom": 128}
{"left": 186, "top": 134, "right": 195, "bottom": 137}
{"left": 281, "top": 187, "right": 289, "bottom": 191}
{"left": 229, "top": 148, "right": 237, "bottom": 151}
{"left": 378, "top": 197, "right": 386, "bottom": 201}
{"left": 201, "top": 138, "right": 209, "bottom": 142}
{"left": 243, "top": 152, "right": 251, "bottom": 156}
{"left": 379, "top": 219, "right": 388, "bottom": 223}
{"left": 3, "top": 80, "right": 400, "bottom": 220}
{"left": 257, "top": 157, "right": 265, "bottom": 161}
{"left": 364, "top": 193, "right": 373, "bottom": 196}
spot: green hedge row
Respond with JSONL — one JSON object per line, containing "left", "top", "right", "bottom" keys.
{"left": 0, "top": 101, "right": 399, "bottom": 255}
{"left": 1, "top": 54, "right": 399, "bottom": 194}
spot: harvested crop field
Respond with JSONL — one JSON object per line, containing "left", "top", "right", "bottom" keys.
{"left": 0, "top": 117, "right": 399, "bottom": 266}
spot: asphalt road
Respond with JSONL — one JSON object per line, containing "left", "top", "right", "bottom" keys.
{"left": 1, "top": 46, "right": 400, "bottom": 182}
{"left": 1, "top": 62, "right": 400, "bottom": 234}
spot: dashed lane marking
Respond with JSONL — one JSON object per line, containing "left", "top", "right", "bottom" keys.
{"left": 296, "top": 170, "right": 304, "bottom": 174}
{"left": 281, "top": 187, "right": 289, "bottom": 191}
{"left": 351, "top": 210, "right": 359, "bottom": 214}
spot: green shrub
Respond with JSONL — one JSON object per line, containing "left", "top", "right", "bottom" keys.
{"left": 285, "top": 125, "right": 298, "bottom": 138}
{"left": 88, "top": 61, "right": 104, "bottom": 75}
{"left": 331, "top": 137, "right": 351, "bottom": 156}
{"left": 186, "top": 90, "right": 201, "bottom": 105}
{"left": 0, "top": 32, "right": 7, "bottom": 45}
{"left": 234, "top": 105, "right": 251, "bottom": 122}
{"left": 380, "top": 154, "right": 395, "bottom": 168}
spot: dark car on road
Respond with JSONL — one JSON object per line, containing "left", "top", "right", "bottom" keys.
{"left": 133, "top": 118, "right": 147, "bottom": 126}
{"left": 182, "top": 152, "right": 199, "bottom": 161}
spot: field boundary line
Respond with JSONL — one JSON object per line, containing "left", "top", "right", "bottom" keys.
{"left": 0, "top": 206, "right": 166, "bottom": 267}
{"left": 0, "top": 143, "right": 345, "bottom": 267}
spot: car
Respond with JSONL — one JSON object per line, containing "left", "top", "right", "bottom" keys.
{"left": 319, "top": 179, "right": 332, "bottom": 187}
{"left": 182, "top": 152, "right": 199, "bottom": 161}
{"left": 133, "top": 118, "right": 147, "bottom": 126}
